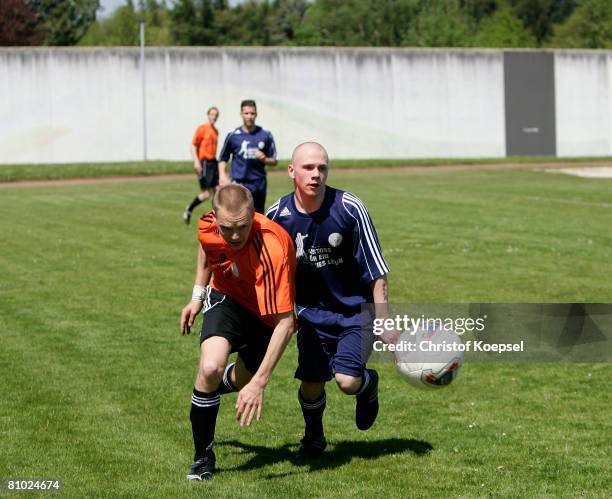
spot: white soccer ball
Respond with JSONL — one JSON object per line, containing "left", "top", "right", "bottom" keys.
{"left": 394, "top": 326, "right": 464, "bottom": 389}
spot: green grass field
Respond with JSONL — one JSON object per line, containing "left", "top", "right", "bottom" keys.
{"left": 1, "top": 167, "right": 610, "bottom": 497}
{"left": 1, "top": 155, "right": 612, "bottom": 181}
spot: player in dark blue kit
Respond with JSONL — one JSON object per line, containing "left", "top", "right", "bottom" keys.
{"left": 218, "top": 100, "right": 277, "bottom": 213}
{"left": 267, "top": 142, "right": 393, "bottom": 458}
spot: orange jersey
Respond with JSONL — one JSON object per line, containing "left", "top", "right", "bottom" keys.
{"left": 192, "top": 123, "right": 218, "bottom": 160}
{"left": 198, "top": 211, "right": 296, "bottom": 326}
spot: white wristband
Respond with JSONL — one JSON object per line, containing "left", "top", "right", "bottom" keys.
{"left": 192, "top": 285, "right": 206, "bottom": 302}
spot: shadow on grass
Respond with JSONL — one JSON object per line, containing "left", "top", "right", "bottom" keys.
{"left": 217, "top": 437, "right": 432, "bottom": 478}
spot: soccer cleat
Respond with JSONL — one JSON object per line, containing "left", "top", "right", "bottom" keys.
{"left": 182, "top": 209, "right": 192, "bottom": 225}
{"left": 296, "top": 435, "right": 327, "bottom": 460}
{"left": 356, "top": 369, "right": 379, "bottom": 430}
{"left": 187, "top": 449, "right": 216, "bottom": 481}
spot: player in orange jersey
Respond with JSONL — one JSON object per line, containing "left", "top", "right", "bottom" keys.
{"left": 179, "top": 184, "right": 296, "bottom": 481}
{"left": 183, "top": 107, "right": 220, "bottom": 224}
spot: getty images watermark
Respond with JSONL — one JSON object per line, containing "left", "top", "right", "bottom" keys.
{"left": 373, "top": 314, "right": 524, "bottom": 354}
{"left": 363, "top": 304, "right": 612, "bottom": 362}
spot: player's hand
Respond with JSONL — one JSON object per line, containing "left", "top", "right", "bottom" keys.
{"left": 254, "top": 150, "right": 266, "bottom": 162}
{"left": 219, "top": 173, "right": 230, "bottom": 186}
{"left": 194, "top": 162, "right": 203, "bottom": 175}
{"left": 380, "top": 329, "right": 401, "bottom": 345}
{"left": 180, "top": 301, "right": 203, "bottom": 336}
{"left": 235, "top": 380, "right": 265, "bottom": 427}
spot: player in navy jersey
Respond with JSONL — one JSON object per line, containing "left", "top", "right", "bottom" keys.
{"left": 267, "top": 142, "right": 394, "bottom": 459}
{"left": 218, "top": 100, "right": 277, "bottom": 213}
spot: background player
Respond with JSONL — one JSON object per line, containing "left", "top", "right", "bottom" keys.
{"left": 267, "top": 142, "right": 393, "bottom": 459}
{"left": 183, "top": 106, "right": 220, "bottom": 224}
{"left": 218, "top": 100, "right": 277, "bottom": 213}
{"left": 180, "top": 184, "right": 296, "bottom": 480}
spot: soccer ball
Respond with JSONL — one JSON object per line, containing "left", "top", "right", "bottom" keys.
{"left": 394, "top": 326, "right": 464, "bottom": 389}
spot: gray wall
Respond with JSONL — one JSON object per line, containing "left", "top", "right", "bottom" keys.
{"left": 0, "top": 47, "right": 610, "bottom": 164}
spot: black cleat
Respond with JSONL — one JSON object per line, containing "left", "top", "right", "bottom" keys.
{"left": 182, "top": 209, "right": 192, "bottom": 225}
{"left": 296, "top": 435, "right": 327, "bottom": 460}
{"left": 356, "top": 369, "right": 379, "bottom": 430}
{"left": 187, "top": 449, "right": 216, "bottom": 481}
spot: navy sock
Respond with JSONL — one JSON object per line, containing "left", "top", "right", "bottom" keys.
{"left": 187, "top": 197, "right": 202, "bottom": 212}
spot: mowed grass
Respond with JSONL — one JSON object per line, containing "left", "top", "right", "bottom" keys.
{"left": 0, "top": 168, "right": 610, "bottom": 497}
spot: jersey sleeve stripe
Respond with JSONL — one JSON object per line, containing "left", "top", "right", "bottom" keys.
{"left": 219, "top": 132, "right": 233, "bottom": 162}
{"left": 259, "top": 233, "right": 279, "bottom": 315}
{"left": 253, "top": 233, "right": 272, "bottom": 315}
{"left": 254, "top": 232, "right": 277, "bottom": 315}
{"left": 343, "top": 193, "right": 388, "bottom": 272}
{"left": 342, "top": 193, "right": 389, "bottom": 276}
{"left": 265, "top": 199, "right": 280, "bottom": 219}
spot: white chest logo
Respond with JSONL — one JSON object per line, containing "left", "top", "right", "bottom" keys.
{"left": 258, "top": 141, "right": 265, "bottom": 149}
{"left": 239, "top": 140, "right": 249, "bottom": 159}
{"left": 231, "top": 262, "right": 240, "bottom": 277}
{"left": 295, "top": 232, "right": 309, "bottom": 258}
{"left": 328, "top": 233, "right": 343, "bottom": 247}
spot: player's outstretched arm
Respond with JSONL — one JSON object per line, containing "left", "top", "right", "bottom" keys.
{"left": 235, "top": 311, "right": 294, "bottom": 427}
{"left": 218, "top": 161, "right": 230, "bottom": 185}
{"left": 371, "top": 275, "right": 399, "bottom": 345}
{"left": 180, "top": 245, "right": 211, "bottom": 336}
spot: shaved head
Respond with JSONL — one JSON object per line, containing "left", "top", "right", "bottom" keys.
{"left": 291, "top": 142, "right": 329, "bottom": 165}
{"left": 213, "top": 184, "right": 254, "bottom": 215}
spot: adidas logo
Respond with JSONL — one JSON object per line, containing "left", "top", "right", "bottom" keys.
{"left": 279, "top": 207, "right": 292, "bottom": 217}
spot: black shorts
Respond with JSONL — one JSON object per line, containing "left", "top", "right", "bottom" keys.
{"left": 198, "top": 160, "right": 219, "bottom": 190}
{"left": 200, "top": 287, "right": 273, "bottom": 374}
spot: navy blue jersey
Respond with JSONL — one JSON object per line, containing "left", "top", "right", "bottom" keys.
{"left": 219, "top": 126, "right": 277, "bottom": 183}
{"left": 267, "top": 187, "right": 389, "bottom": 336}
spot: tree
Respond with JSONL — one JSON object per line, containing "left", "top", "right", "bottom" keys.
{"left": 171, "top": 0, "right": 217, "bottom": 45}
{"left": 0, "top": 0, "right": 43, "bottom": 45}
{"left": 548, "top": 0, "right": 612, "bottom": 48}
{"left": 268, "top": 0, "right": 309, "bottom": 45}
{"left": 401, "top": 0, "right": 474, "bottom": 47}
{"left": 510, "top": 0, "right": 576, "bottom": 44}
{"left": 472, "top": 4, "right": 536, "bottom": 47}
{"left": 294, "top": 0, "right": 419, "bottom": 47}
{"left": 33, "top": 0, "right": 100, "bottom": 45}
{"left": 79, "top": 0, "right": 139, "bottom": 45}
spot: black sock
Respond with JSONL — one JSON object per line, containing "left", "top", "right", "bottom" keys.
{"left": 190, "top": 388, "right": 221, "bottom": 459}
{"left": 187, "top": 196, "right": 203, "bottom": 212}
{"left": 298, "top": 388, "right": 326, "bottom": 440}
{"left": 217, "top": 363, "right": 239, "bottom": 395}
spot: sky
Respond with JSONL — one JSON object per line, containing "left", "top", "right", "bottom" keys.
{"left": 98, "top": 0, "right": 244, "bottom": 18}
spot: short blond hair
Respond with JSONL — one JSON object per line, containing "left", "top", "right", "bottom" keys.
{"left": 213, "top": 184, "right": 254, "bottom": 214}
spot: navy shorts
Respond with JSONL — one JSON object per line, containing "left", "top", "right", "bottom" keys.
{"left": 235, "top": 179, "right": 266, "bottom": 213}
{"left": 200, "top": 287, "right": 273, "bottom": 375}
{"left": 295, "top": 322, "right": 375, "bottom": 382}
{"left": 198, "top": 160, "right": 219, "bottom": 190}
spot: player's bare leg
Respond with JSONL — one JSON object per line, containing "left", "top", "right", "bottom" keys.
{"left": 335, "top": 370, "right": 379, "bottom": 431}
{"left": 188, "top": 337, "right": 232, "bottom": 481}
{"left": 297, "top": 381, "right": 327, "bottom": 459}
{"left": 183, "top": 188, "right": 214, "bottom": 225}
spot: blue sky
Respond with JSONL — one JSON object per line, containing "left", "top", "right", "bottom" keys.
{"left": 98, "top": 0, "right": 244, "bottom": 18}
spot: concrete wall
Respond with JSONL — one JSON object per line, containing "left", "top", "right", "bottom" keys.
{"left": 555, "top": 51, "right": 612, "bottom": 157}
{"left": 0, "top": 47, "right": 610, "bottom": 164}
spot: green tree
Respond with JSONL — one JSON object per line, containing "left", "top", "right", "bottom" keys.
{"left": 402, "top": 0, "right": 474, "bottom": 47}
{"left": 294, "top": 0, "right": 419, "bottom": 47}
{"left": 33, "top": 0, "right": 100, "bottom": 45}
{"left": 472, "top": 4, "right": 536, "bottom": 47}
{"left": 268, "top": 0, "right": 309, "bottom": 45}
{"left": 171, "top": 0, "right": 217, "bottom": 45}
{"left": 79, "top": 0, "right": 139, "bottom": 45}
{"left": 548, "top": 0, "right": 612, "bottom": 48}
{"left": 510, "top": 0, "right": 576, "bottom": 44}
